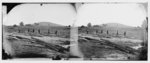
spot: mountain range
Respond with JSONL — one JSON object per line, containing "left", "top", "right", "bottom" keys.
{"left": 101, "top": 23, "right": 134, "bottom": 28}
{"left": 33, "top": 22, "right": 63, "bottom": 27}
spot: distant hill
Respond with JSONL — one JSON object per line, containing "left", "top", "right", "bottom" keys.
{"left": 102, "top": 23, "right": 134, "bottom": 28}
{"left": 34, "top": 22, "right": 63, "bottom": 27}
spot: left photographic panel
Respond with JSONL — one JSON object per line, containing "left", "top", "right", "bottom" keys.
{"left": 2, "top": 3, "right": 76, "bottom": 60}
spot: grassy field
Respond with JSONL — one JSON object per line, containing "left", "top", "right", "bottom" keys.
{"left": 77, "top": 25, "right": 144, "bottom": 60}
{"left": 78, "top": 36, "right": 140, "bottom": 60}
{"left": 3, "top": 25, "right": 70, "bottom": 38}
{"left": 78, "top": 26, "right": 143, "bottom": 39}
{"left": 2, "top": 24, "right": 144, "bottom": 60}
{"left": 3, "top": 25, "right": 71, "bottom": 59}
{"left": 3, "top": 32, "right": 70, "bottom": 58}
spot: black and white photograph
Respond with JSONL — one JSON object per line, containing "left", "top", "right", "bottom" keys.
{"left": 1, "top": 1, "right": 148, "bottom": 61}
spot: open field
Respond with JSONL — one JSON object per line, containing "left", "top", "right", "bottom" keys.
{"left": 3, "top": 32, "right": 70, "bottom": 58}
{"left": 77, "top": 25, "right": 144, "bottom": 60}
{"left": 2, "top": 24, "right": 145, "bottom": 60}
{"left": 3, "top": 25, "right": 70, "bottom": 38}
{"left": 78, "top": 35, "right": 141, "bottom": 60}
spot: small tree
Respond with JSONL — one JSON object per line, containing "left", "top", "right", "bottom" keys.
{"left": 20, "top": 22, "right": 24, "bottom": 26}
{"left": 87, "top": 22, "right": 92, "bottom": 27}
{"left": 13, "top": 24, "right": 17, "bottom": 27}
{"left": 68, "top": 25, "right": 71, "bottom": 27}
{"left": 81, "top": 25, "right": 85, "bottom": 28}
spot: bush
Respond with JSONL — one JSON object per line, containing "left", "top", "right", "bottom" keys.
{"left": 20, "top": 22, "right": 24, "bottom": 26}
{"left": 13, "top": 24, "right": 17, "bottom": 27}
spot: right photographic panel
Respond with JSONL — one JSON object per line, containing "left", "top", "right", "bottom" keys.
{"left": 71, "top": 2, "right": 148, "bottom": 60}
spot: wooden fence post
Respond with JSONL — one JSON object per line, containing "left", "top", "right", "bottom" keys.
{"left": 124, "top": 31, "right": 126, "bottom": 36}
{"left": 107, "top": 30, "right": 109, "bottom": 34}
{"left": 101, "top": 30, "right": 103, "bottom": 34}
{"left": 38, "top": 29, "right": 40, "bottom": 34}
{"left": 117, "top": 30, "right": 119, "bottom": 36}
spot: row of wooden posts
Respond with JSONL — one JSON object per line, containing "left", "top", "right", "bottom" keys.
{"left": 17, "top": 29, "right": 127, "bottom": 36}
{"left": 85, "top": 30, "right": 127, "bottom": 36}
{"left": 18, "top": 29, "right": 58, "bottom": 35}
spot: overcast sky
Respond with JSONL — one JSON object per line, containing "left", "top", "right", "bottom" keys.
{"left": 3, "top": 4, "right": 76, "bottom": 26}
{"left": 76, "top": 3, "right": 147, "bottom": 27}
{"left": 3, "top": 3, "right": 147, "bottom": 27}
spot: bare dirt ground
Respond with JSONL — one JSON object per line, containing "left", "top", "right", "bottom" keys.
{"left": 3, "top": 32, "right": 70, "bottom": 59}
{"left": 78, "top": 34, "right": 142, "bottom": 60}
{"left": 3, "top": 26, "right": 144, "bottom": 60}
